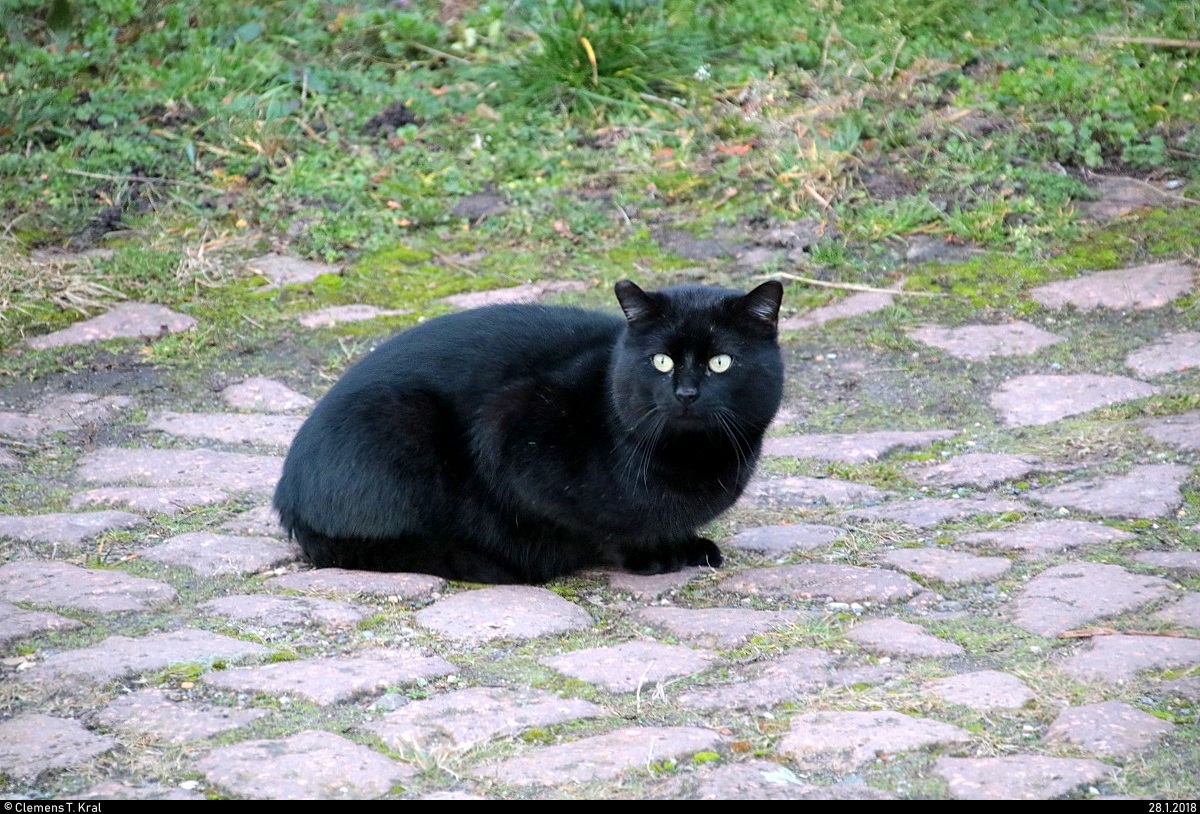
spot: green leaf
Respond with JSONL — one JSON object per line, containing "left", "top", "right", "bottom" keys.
{"left": 47, "top": 0, "right": 75, "bottom": 33}
{"left": 235, "top": 22, "right": 264, "bottom": 42}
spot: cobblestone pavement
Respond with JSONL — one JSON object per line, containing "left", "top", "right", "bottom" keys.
{"left": 1, "top": 245, "right": 1198, "bottom": 799}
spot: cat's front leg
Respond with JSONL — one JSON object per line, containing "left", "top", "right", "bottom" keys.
{"left": 620, "top": 536, "right": 723, "bottom": 575}
{"left": 681, "top": 536, "right": 723, "bottom": 568}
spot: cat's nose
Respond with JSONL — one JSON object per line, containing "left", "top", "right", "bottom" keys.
{"left": 674, "top": 386, "right": 699, "bottom": 405}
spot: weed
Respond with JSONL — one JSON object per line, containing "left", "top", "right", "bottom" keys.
{"left": 151, "top": 662, "right": 204, "bottom": 686}
{"left": 498, "top": 0, "right": 709, "bottom": 119}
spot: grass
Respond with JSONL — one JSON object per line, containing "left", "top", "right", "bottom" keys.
{"left": 2, "top": 3, "right": 1196, "bottom": 314}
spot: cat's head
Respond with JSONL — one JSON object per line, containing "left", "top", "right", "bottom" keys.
{"left": 609, "top": 279, "right": 784, "bottom": 439}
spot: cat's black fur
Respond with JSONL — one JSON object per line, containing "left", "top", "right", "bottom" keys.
{"left": 273, "top": 279, "right": 784, "bottom": 584}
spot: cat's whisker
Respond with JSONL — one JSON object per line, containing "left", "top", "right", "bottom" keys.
{"left": 626, "top": 403, "right": 661, "bottom": 433}
{"left": 615, "top": 403, "right": 660, "bottom": 476}
{"left": 713, "top": 407, "right": 754, "bottom": 488}
{"left": 715, "top": 414, "right": 743, "bottom": 486}
{"left": 717, "top": 406, "right": 756, "bottom": 456}
{"left": 636, "top": 413, "right": 668, "bottom": 489}
{"left": 617, "top": 405, "right": 661, "bottom": 486}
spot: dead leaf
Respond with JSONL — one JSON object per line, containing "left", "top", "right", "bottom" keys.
{"left": 1059, "top": 627, "right": 1120, "bottom": 638}
{"left": 716, "top": 143, "right": 753, "bottom": 156}
{"left": 475, "top": 103, "right": 501, "bottom": 121}
{"left": 714, "top": 187, "right": 739, "bottom": 208}
{"left": 552, "top": 219, "right": 578, "bottom": 241}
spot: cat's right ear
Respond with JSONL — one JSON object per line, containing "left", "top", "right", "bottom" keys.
{"left": 614, "top": 280, "right": 659, "bottom": 323}
{"left": 741, "top": 280, "right": 783, "bottom": 324}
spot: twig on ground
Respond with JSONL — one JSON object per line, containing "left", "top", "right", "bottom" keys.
{"left": 2, "top": 212, "right": 29, "bottom": 238}
{"left": 771, "top": 272, "right": 946, "bottom": 297}
{"left": 1089, "top": 35, "right": 1200, "bottom": 49}
{"left": 638, "top": 93, "right": 691, "bottom": 117}
{"left": 408, "top": 41, "right": 472, "bottom": 65}
{"left": 64, "top": 169, "right": 224, "bottom": 194}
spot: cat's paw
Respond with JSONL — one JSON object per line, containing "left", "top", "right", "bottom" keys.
{"left": 683, "top": 536, "right": 723, "bottom": 568}
{"left": 621, "top": 547, "right": 685, "bottom": 575}
{"left": 621, "top": 538, "right": 722, "bottom": 575}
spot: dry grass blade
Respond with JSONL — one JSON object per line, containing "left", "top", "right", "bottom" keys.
{"left": 1060, "top": 627, "right": 1187, "bottom": 638}
{"left": 63, "top": 168, "right": 225, "bottom": 194}
{"left": 1058, "top": 626, "right": 1120, "bottom": 638}
{"left": 49, "top": 280, "right": 127, "bottom": 313}
{"left": 1089, "top": 35, "right": 1200, "bottom": 49}
{"left": 773, "top": 272, "right": 946, "bottom": 297}
{"left": 175, "top": 228, "right": 263, "bottom": 288}
{"left": 725, "top": 55, "right": 962, "bottom": 213}
{"left": 0, "top": 238, "right": 126, "bottom": 321}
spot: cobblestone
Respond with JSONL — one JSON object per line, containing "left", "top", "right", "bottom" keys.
{"left": 475, "top": 727, "right": 721, "bottom": 787}
{"left": 0, "top": 510, "right": 146, "bottom": 547}
{"left": 202, "top": 649, "right": 457, "bottom": 705}
{"left": 846, "top": 617, "right": 965, "bottom": 658}
{"left": 1045, "top": 701, "right": 1173, "bottom": 757}
{"left": 0, "top": 714, "right": 116, "bottom": 781}
{"left": 762, "top": 430, "right": 954, "bottom": 463}
{"left": 935, "top": 755, "right": 1114, "bottom": 799}
{"left": 880, "top": 548, "right": 1012, "bottom": 584}
{"left": 221, "top": 377, "right": 315, "bottom": 412}
{"left": 721, "top": 564, "right": 922, "bottom": 603}
{"left": 540, "top": 641, "right": 716, "bottom": 692}
{"left": 723, "top": 523, "right": 845, "bottom": 554}
{"left": 0, "top": 560, "right": 177, "bottom": 613}
{"left": 1030, "top": 261, "right": 1194, "bottom": 310}
{"left": 141, "top": 532, "right": 301, "bottom": 576}
{"left": 1012, "top": 562, "right": 1172, "bottom": 637}
{"left": 635, "top": 606, "right": 811, "bottom": 649}
{"left": 77, "top": 447, "right": 284, "bottom": 493}
{"left": 779, "top": 710, "right": 970, "bottom": 770}
{"left": 24, "top": 629, "right": 268, "bottom": 687}
{"left": 990, "top": 374, "right": 1158, "bottom": 426}
{"left": 1029, "top": 464, "right": 1190, "bottom": 518}
{"left": 416, "top": 585, "right": 593, "bottom": 643}
{"left": 95, "top": 689, "right": 268, "bottom": 743}
{"left": 197, "top": 730, "right": 413, "bottom": 799}
{"left": 0, "top": 601, "right": 82, "bottom": 647}
{"left": 909, "top": 321, "right": 1064, "bottom": 361}
{"left": 26, "top": 303, "right": 196, "bottom": 349}
{"left": 365, "top": 687, "right": 603, "bottom": 750}
{"left": 925, "top": 670, "right": 1034, "bottom": 711}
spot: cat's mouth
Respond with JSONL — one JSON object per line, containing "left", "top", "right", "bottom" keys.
{"left": 665, "top": 408, "right": 712, "bottom": 431}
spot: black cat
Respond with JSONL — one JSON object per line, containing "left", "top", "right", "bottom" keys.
{"left": 273, "top": 279, "right": 784, "bottom": 584}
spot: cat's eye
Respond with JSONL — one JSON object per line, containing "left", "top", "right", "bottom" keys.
{"left": 652, "top": 354, "right": 674, "bottom": 373}
{"left": 708, "top": 354, "right": 732, "bottom": 373}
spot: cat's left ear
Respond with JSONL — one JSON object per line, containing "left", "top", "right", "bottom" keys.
{"left": 737, "top": 280, "right": 784, "bottom": 329}
{"left": 614, "top": 280, "right": 660, "bottom": 323}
